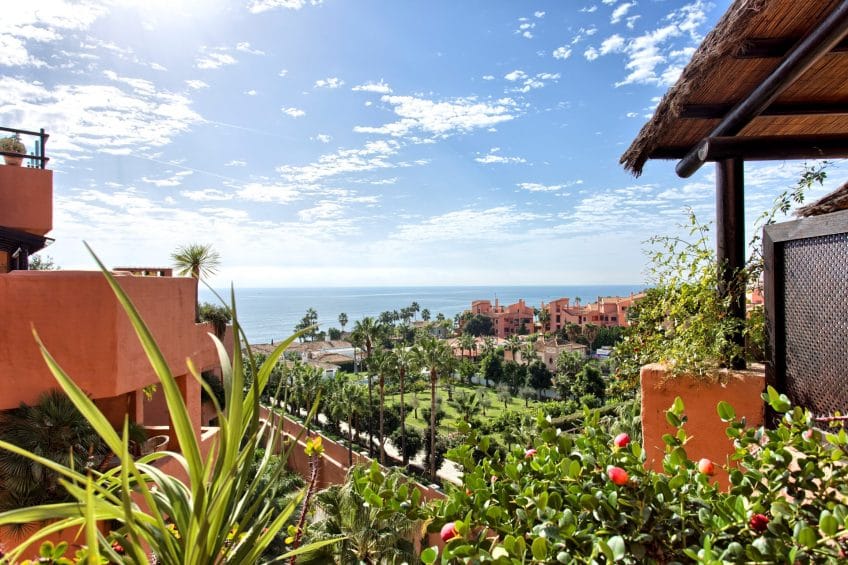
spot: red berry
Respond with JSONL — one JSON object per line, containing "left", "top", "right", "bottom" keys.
{"left": 613, "top": 433, "right": 630, "bottom": 448}
{"left": 606, "top": 466, "right": 628, "bottom": 486}
{"left": 802, "top": 429, "right": 814, "bottom": 441}
{"left": 749, "top": 513, "right": 769, "bottom": 533}
{"left": 524, "top": 448, "right": 537, "bottom": 459}
{"left": 697, "top": 458, "right": 716, "bottom": 476}
{"left": 440, "top": 522, "right": 459, "bottom": 542}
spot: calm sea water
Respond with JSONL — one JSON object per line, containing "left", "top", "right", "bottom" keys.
{"left": 199, "top": 285, "right": 646, "bottom": 344}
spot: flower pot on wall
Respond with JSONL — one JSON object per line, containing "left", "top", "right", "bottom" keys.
{"left": 3, "top": 154, "right": 23, "bottom": 166}
{"left": 640, "top": 363, "right": 765, "bottom": 486}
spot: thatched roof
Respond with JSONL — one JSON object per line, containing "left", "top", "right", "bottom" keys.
{"left": 622, "top": 0, "right": 848, "bottom": 176}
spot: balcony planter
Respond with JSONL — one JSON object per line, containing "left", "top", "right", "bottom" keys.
{"left": 640, "top": 363, "right": 765, "bottom": 486}
{"left": 0, "top": 136, "right": 25, "bottom": 166}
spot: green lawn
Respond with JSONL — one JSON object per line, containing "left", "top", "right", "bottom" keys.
{"left": 383, "top": 382, "right": 539, "bottom": 434}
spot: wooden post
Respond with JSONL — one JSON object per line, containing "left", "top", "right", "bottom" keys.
{"left": 716, "top": 157, "right": 746, "bottom": 369}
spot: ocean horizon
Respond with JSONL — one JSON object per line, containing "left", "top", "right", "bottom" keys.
{"left": 199, "top": 284, "right": 646, "bottom": 345}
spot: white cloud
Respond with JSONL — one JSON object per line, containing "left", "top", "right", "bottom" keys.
{"left": 282, "top": 106, "right": 305, "bottom": 117}
{"left": 534, "top": 11, "right": 545, "bottom": 18}
{"left": 615, "top": 1, "right": 708, "bottom": 87}
{"left": 315, "top": 77, "right": 344, "bottom": 89}
{"left": 600, "top": 34, "right": 626, "bottom": 55}
{"left": 626, "top": 111, "right": 638, "bottom": 118}
{"left": 225, "top": 160, "right": 246, "bottom": 167}
{"left": 278, "top": 139, "right": 402, "bottom": 183}
{"left": 236, "top": 42, "right": 264, "bottom": 55}
{"left": 0, "top": 1, "right": 108, "bottom": 67}
{"left": 248, "top": 0, "right": 323, "bottom": 13}
{"left": 244, "top": 89, "right": 257, "bottom": 96}
{"left": 552, "top": 46, "right": 572, "bottom": 60}
{"left": 475, "top": 147, "right": 526, "bottom": 165}
{"left": 181, "top": 189, "right": 234, "bottom": 201}
{"left": 611, "top": 2, "right": 635, "bottom": 24}
{"left": 142, "top": 170, "right": 193, "bottom": 187}
{"left": 584, "top": 47, "right": 599, "bottom": 61}
{"left": 353, "top": 95, "right": 517, "bottom": 138}
{"left": 312, "top": 133, "right": 332, "bottom": 143}
{"left": 390, "top": 206, "right": 544, "bottom": 243}
{"left": 351, "top": 80, "right": 392, "bottom": 94}
{"left": 580, "top": 5, "right": 598, "bottom": 13}
{"left": 515, "top": 18, "right": 536, "bottom": 39}
{"left": 278, "top": 69, "right": 289, "bottom": 77}
{"left": 504, "top": 70, "right": 527, "bottom": 82}
{"left": 0, "top": 76, "right": 201, "bottom": 155}
{"left": 185, "top": 79, "right": 209, "bottom": 89}
{"left": 518, "top": 180, "right": 582, "bottom": 192}
{"left": 195, "top": 47, "right": 237, "bottom": 70}
{"left": 482, "top": 74, "right": 495, "bottom": 80}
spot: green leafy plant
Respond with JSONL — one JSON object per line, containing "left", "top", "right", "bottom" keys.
{"left": 0, "top": 245, "right": 341, "bottom": 563}
{"left": 198, "top": 301, "right": 232, "bottom": 338}
{"left": 0, "top": 136, "right": 25, "bottom": 154}
{"left": 427, "top": 389, "right": 848, "bottom": 563}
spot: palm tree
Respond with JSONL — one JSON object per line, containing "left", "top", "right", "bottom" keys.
{"left": 481, "top": 336, "right": 496, "bottom": 358}
{"left": 421, "top": 308, "right": 431, "bottom": 322}
{"left": 538, "top": 306, "right": 551, "bottom": 334}
{"left": 412, "top": 337, "right": 455, "bottom": 482}
{"left": 338, "top": 312, "right": 348, "bottom": 334}
{"left": 459, "top": 333, "right": 475, "bottom": 361}
{"left": 340, "top": 380, "right": 366, "bottom": 466}
{"left": 391, "top": 347, "right": 417, "bottom": 466}
{"left": 370, "top": 349, "right": 394, "bottom": 465}
{"left": 301, "top": 467, "right": 422, "bottom": 564}
{"left": 506, "top": 335, "right": 522, "bottom": 364}
{"left": 410, "top": 301, "right": 420, "bottom": 321}
{"left": 522, "top": 342, "right": 538, "bottom": 365}
{"left": 171, "top": 243, "right": 221, "bottom": 322}
{"left": 351, "top": 316, "right": 381, "bottom": 457}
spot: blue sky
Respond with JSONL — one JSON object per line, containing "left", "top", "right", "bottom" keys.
{"left": 2, "top": 0, "right": 841, "bottom": 287}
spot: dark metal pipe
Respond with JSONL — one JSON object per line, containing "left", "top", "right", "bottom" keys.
{"left": 716, "top": 157, "right": 746, "bottom": 369}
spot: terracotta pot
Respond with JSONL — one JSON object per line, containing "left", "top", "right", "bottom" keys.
{"left": 640, "top": 363, "right": 764, "bottom": 487}
{"left": 3, "top": 154, "right": 23, "bottom": 166}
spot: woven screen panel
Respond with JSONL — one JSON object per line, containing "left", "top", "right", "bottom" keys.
{"left": 782, "top": 233, "right": 848, "bottom": 417}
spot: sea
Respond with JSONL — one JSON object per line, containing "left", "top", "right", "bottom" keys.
{"left": 199, "top": 285, "right": 646, "bottom": 345}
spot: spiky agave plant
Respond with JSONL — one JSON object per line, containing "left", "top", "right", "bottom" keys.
{"left": 0, "top": 244, "right": 342, "bottom": 563}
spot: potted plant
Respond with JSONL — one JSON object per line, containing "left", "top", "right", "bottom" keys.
{"left": 613, "top": 164, "right": 829, "bottom": 480}
{"left": 0, "top": 135, "right": 26, "bottom": 166}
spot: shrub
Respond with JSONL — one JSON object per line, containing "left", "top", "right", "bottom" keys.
{"left": 426, "top": 388, "right": 848, "bottom": 563}
{"left": 198, "top": 301, "right": 232, "bottom": 338}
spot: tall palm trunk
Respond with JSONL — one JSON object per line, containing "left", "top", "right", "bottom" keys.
{"left": 399, "top": 366, "right": 407, "bottom": 466}
{"left": 366, "top": 341, "right": 374, "bottom": 458}
{"left": 429, "top": 369, "right": 437, "bottom": 482}
{"left": 379, "top": 374, "right": 385, "bottom": 465}
{"left": 347, "top": 413, "right": 354, "bottom": 467}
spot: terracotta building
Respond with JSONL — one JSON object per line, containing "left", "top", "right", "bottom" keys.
{"left": 0, "top": 128, "right": 221, "bottom": 457}
{"left": 470, "top": 298, "right": 535, "bottom": 338}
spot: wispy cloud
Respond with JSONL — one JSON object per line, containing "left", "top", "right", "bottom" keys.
{"left": 390, "top": 206, "right": 545, "bottom": 243}
{"left": 504, "top": 70, "right": 560, "bottom": 93}
{"left": 518, "top": 180, "right": 582, "bottom": 192}
{"left": 282, "top": 106, "right": 306, "bottom": 117}
{"left": 475, "top": 147, "right": 526, "bottom": 164}
{"left": 611, "top": 2, "right": 636, "bottom": 24}
{"left": 185, "top": 79, "right": 209, "bottom": 89}
{"left": 353, "top": 95, "right": 517, "bottom": 138}
{"left": 195, "top": 46, "right": 237, "bottom": 70}
{"left": 142, "top": 170, "right": 193, "bottom": 187}
{"left": 278, "top": 139, "right": 402, "bottom": 183}
{"left": 352, "top": 79, "right": 392, "bottom": 94}
{"left": 315, "top": 76, "right": 344, "bottom": 89}
{"left": 236, "top": 41, "right": 265, "bottom": 55}
{"left": 248, "top": 0, "right": 323, "bottom": 14}
{"left": 552, "top": 46, "right": 572, "bottom": 60}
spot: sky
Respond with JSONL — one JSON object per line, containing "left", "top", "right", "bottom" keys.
{"left": 1, "top": 0, "right": 842, "bottom": 288}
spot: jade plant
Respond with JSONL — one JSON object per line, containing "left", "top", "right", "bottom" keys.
{"left": 426, "top": 389, "right": 848, "bottom": 563}
{"left": 0, "top": 245, "right": 340, "bottom": 563}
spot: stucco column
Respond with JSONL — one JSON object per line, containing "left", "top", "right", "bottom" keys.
{"left": 169, "top": 373, "right": 201, "bottom": 451}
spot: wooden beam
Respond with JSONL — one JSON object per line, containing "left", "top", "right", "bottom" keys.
{"left": 715, "top": 157, "right": 746, "bottom": 370}
{"left": 649, "top": 134, "right": 848, "bottom": 161}
{"left": 676, "top": 2, "right": 848, "bottom": 178}
{"left": 736, "top": 36, "right": 848, "bottom": 59}
{"left": 679, "top": 102, "right": 848, "bottom": 119}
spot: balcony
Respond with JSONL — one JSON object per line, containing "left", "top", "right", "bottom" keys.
{"left": 0, "top": 165, "right": 52, "bottom": 236}
{"left": 0, "top": 270, "right": 219, "bottom": 409}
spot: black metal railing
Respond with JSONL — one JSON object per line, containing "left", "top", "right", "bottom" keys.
{"left": 0, "top": 126, "right": 49, "bottom": 169}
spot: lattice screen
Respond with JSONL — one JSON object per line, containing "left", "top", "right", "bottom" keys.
{"left": 782, "top": 233, "right": 848, "bottom": 417}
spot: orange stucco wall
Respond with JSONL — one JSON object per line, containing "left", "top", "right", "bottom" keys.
{"left": 640, "top": 363, "right": 765, "bottom": 487}
{"left": 0, "top": 270, "right": 219, "bottom": 409}
{"left": 0, "top": 166, "right": 52, "bottom": 235}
